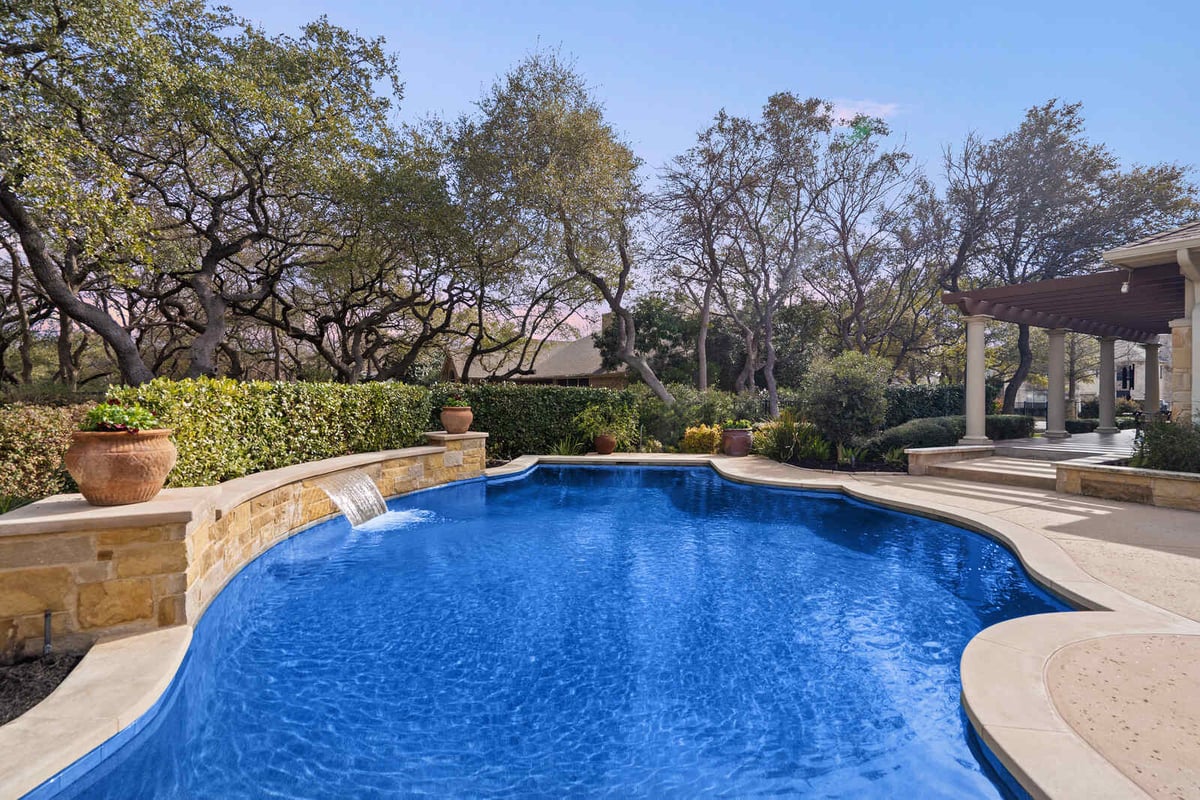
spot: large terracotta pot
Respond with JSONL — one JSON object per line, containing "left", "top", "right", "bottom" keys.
{"left": 721, "top": 428, "right": 752, "bottom": 457}
{"left": 594, "top": 433, "right": 617, "bottom": 455}
{"left": 440, "top": 406, "right": 473, "bottom": 434}
{"left": 65, "top": 430, "right": 177, "bottom": 506}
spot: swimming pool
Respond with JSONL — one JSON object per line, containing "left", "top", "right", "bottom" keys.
{"left": 37, "top": 465, "right": 1066, "bottom": 798}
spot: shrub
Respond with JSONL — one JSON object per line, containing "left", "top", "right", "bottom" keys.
{"left": 1079, "top": 399, "right": 1099, "bottom": 419}
{"left": 109, "top": 378, "right": 431, "bottom": 486}
{"left": 1131, "top": 419, "right": 1200, "bottom": 473}
{"left": 985, "top": 414, "right": 1035, "bottom": 440}
{"left": 574, "top": 404, "right": 638, "bottom": 447}
{"left": 1065, "top": 418, "right": 1100, "bottom": 434}
{"left": 863, "top": 417, "right": 961, "bottom": 457}
{"left": 81, "top": 400, "right": 160, "bottom": 432}
{"left": 680, "top": 424, "right": 722, "bottom": 454}
{"left": 1116, "top": 416, "right": 1138, "bottom": 430}
{"left": 799, "top": 352, "right": 890, "bottom": 447}
{"left": 633, "top": 384, "right": 734, "bottom": 447}
{"left": 752, "top": 411, "right": 831, "bottom": 463}
{"left": 431, "top": 383, "right": 635, "bottom": 461}
{"left": 1116, "top": 397, "right": 1141, "bottom": 416}
{"left": 0, "top": 404, "right": 89, "bottom": 510}
{"left": 884, "top": 385, "right": 964, "bottom": 429}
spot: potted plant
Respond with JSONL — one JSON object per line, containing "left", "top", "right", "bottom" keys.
{"left": 721, "top": 419, "right": 754, "bottom": 457}
{"left": 440, "top": 396, "right": 473, "bottom": 434}
{"left": 573, "top": 405, "right": 635, "bottom": 456}
{"left": 65, "top": 400, "right": 177, "bottom": 506}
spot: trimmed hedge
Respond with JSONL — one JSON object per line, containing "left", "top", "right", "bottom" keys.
{"left": 862, "top": 414, "right": 1034, "bottom": 457}
{"left": 109, "top": 378, "right": 431, "bottom": 486}
{"left": 431, "top": 383, "right": 636, "bottom": 461}
{"left": 0, "top": 404, "right": 88, "bottom": 512}
{"left": 1065, "top": 418, "right": 1100, "bottom": 434}
{"left": 884, "top": 385, "right": 964, "bottom": 429}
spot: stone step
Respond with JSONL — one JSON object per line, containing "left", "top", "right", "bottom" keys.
{"left": 926, "top": 457, "right": 1059, "bottom": 491}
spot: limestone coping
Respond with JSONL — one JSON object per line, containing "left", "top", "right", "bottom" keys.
{"left": 1056, "top": 459, "right": 1200, "bottom": 483}
{"left": 5, "top": 452, "right": 1196, "bottom": 799}
{"left": 423, "top": 431, "right": 489, "bottom": 443}
{"left": 0, "top": 444, "right": 447, "bottom": 538}
{"left": 902, "top": 444, "right": 995, "bottom": 455}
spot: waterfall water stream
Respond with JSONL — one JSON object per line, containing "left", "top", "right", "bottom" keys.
{"left": 312, "top": 469, "right": 388, "bottom": 526}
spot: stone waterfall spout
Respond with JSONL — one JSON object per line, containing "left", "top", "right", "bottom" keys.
{"left": 312, "top": 469, "right": 387, "bottom": 526}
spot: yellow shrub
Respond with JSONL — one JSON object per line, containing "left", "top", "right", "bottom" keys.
{"left": 680, "top": 424, "right": 722, "bottom": 454}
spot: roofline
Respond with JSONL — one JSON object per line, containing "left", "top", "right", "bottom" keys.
{"left": 1104, "top": 237, "right": 1200, "bottom": 268}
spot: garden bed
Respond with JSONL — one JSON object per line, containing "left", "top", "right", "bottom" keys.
{"left": 792, "top": 458, "right": 907, "bottom": 473}
{"left": 0, "top": 652, "right": 84, "bottom": 726}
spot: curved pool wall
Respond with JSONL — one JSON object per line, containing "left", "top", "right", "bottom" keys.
{"left": 31, "top": 465, "right": 1069, "bottom": 799}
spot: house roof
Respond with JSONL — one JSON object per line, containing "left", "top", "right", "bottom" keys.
{"left": 447, "top": 334, "right": 624, "bottom": 381}
{"left": 1105, "top": 220, "right": 1200, "bottom": 268}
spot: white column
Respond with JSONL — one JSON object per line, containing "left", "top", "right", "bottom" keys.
{"left": 1143, "top": 341, "right": 1160, "bottom": 420}
{"left": 1192, "top": 283, "right": 1200, "bottom": 423}
{"left": 1045, "top": 328, "right": 1070, "bottom": 439}
{"left": 1096, "top": 337, "right": 1117, "bottom": 434}
{"left": 959, "top": 314, "right": 992, "bottom": 445}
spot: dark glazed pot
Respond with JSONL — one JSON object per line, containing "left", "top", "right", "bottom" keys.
{"left": 440, "top": 407, "right": 473, "bottom": 434}
{"left": 65, "top": 430, "right": 177, "bottom": 506}
{"left": 721, "top": 429, "right": 753, "bottom": 457}
{"left": 594, "top": 434, "right": 617, "bottom": 455}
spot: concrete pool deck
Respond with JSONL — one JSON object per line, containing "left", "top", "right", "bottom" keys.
{"left": 2, "top": 453, "right": 1197, "bottom": 799}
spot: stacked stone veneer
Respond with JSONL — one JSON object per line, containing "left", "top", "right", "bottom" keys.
{"left": 0, "top": 432, "right": 486, "bottom": 663}
{"left": 1170, "top": 319, "right": 1192, "bottom": 419}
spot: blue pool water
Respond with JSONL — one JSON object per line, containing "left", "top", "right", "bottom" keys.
{"left": 43, "top": 466, "right": 1066, "bottom": 798}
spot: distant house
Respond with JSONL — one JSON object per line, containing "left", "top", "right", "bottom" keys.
{"left": 439, "top": 333, "right": 628, "bottom": 389}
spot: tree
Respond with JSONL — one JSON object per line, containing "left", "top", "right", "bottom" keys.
{"left": 471, "top": 52, "right": 675, "bottom": 403}
{"left": 954, "top": 101, "right": 1196, "bottom": 411}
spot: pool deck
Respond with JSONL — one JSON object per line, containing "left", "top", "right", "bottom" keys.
{"left": 3, "top": 454, "right": 1197, "bottom": 799}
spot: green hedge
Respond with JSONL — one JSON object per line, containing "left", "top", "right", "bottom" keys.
{"left": 1131, "top": 420, "right": 1200, "bottom": 473}
{"left": 862, "top": 414, "right": 1034, "bottom": 458}
{"left": 431, "top": 383, "right": 636, "bottom": 461}
{"left": 1065, "top": 418, "right": 1100, "bottom": 434}
{"left": 0, "top": 404, "right": 88, "bottom": 512}
{"left": 109, "top": 378, "right": 431, "bottom": 486}
{"left": 884, "top": 385, "right": 964, "bottom": 429}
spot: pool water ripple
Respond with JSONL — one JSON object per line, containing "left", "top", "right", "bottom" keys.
{"left": 47, "top": 466, "right": 1064, "bottom": 799}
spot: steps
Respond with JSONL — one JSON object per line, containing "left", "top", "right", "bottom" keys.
{"left": 926, "top": 456, "right": 1059, "bottom": 491}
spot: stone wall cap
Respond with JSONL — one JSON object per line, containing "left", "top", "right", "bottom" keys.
{"left": 0, "top": 444, "right": 450, "bottom": 537}
{"left": 904, "top": 445, "right": 995, "bottom": 455}
{"left": 424, "top": 431, "right": 490, "bottom": 442}
{"left": 1057, "top": 460, "right": 1200, "bottom": 482}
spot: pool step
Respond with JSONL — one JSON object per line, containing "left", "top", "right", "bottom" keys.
{"left": 926, "top": 457, "right": 1059, "bottom": 491}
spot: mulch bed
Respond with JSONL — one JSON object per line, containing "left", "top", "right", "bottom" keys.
{"left": 792, "top": 459, "right": 907, "bottom": 473}
{"left": 0, "top": 652, "right": 84, "bottom": 726}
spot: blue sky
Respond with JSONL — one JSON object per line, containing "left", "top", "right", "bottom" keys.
{"left": 235, "top": 0, "right": 1198, "bottom": 182}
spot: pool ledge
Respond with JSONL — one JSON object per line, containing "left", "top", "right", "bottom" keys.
{"left": 487, "top": 454, "right": 1200, "bottom": 800}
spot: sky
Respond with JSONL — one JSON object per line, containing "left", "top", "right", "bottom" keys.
{"left": 231, "top": 0, "right": 1198, "bottom": 183}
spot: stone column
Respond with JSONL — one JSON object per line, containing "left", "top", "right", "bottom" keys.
{"left": 959, "top": 314, "right": 992, "bottom": 445}
{"left": 1045, "top": 328, "right": 1070, "bottom": 439}
{"left": 1143, "top": 341, "right": 1161, "bottom": 421}
{"left": 1192, "top": 282, "right": 1200, "bottom": 423}
{"left": 1096, "top": 337, "right": 1117, "bottom": 434}
{"left": 1170, "top": 318, "right": 1192, "bottom": 420}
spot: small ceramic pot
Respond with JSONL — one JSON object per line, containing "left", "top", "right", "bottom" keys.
{"left": 440, "top": 406, "right": 473, "bottom": 434}
{"left": 721, "top": 428, "right": 752, "bottom": 457}
{"left": 594, "top": 433, "right": 617, "bottom": 455}
{"left": 65, "top": 430, "right": 177, "bottom": 506}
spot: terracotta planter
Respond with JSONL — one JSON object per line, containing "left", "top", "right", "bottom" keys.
{"left": 594, "top": 433, "right": 617, "bottom": 455}
{"left": 65, "top": 429, "right": 177, "bottom": 506}
{"left": 721, "top": 428, "right": 752, "bottom": 457}
{"left": 440, "top": 406, "right": 473, "bottom": 434}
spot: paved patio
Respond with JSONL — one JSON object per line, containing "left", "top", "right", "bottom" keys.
{"left": 996, "top": 429, "right": 1139, "bottom": 460}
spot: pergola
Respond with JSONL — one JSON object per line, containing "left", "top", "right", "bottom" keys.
{"left": 943, "top": 221, "right": 1200, "bottom": 445}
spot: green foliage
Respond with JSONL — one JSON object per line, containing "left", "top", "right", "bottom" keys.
{"left": 108, "top": 378, "right": 431, "bottom": 486}
{"left": 1131, "top": 420, "right": 1200, "bottom": 474}
{"left": 884, "top": 385, "right": 965, "bottom": 428}
{"left": 81, "top": 401, "right": 160, "bottom": 432}
{"left": 1116, "top": 398, "right": 1141, "bottom": 416}
{"left": 985, "top": 415, "right": 1036, "bottom": 440}
{"left": 430, "top": 383, "right": 635, "bottom": 461}
{"left": 573, "top": 404, "right": 637, "bottom": 445}
{"left": 863, "top": 417, "right": 962, "bottom": 457}
{"left": 1116, "top": 416, "right": 1138, "bottom": 430}
{"left": 1065, "top": 418, "right": 1100, "bottom": 434}
{"left": 752, "top": 412, "right": 832, "bottom": 463}
{"left": 550, "top": 435, "right": 586, "bottom": 456}
{"left": 680, "top": 425, "right": 722, "bottom": 454}
{"left": 724, "top": 419, "right": 753, "bottom": 430}
{"left": 799, "top": 352, "right": 890, "bottom": 446}
{"left": 632, "top": 383, "right": 779, "bottom": 448}
{"left": 0, "top": 404, "right": 89, "bottom": 510}
{"left": 442, "top": 396, "right": 471, "bottom": 408}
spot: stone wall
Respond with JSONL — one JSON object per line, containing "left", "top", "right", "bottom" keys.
{"left": 0, "top": 432, "right": 486, "bottom": 663}
{"left": 1170, "top": 319, "right": 1191, "bottom": 420}
{"left": 1056, "top": 460, "right": 1200, "bottom": 512}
